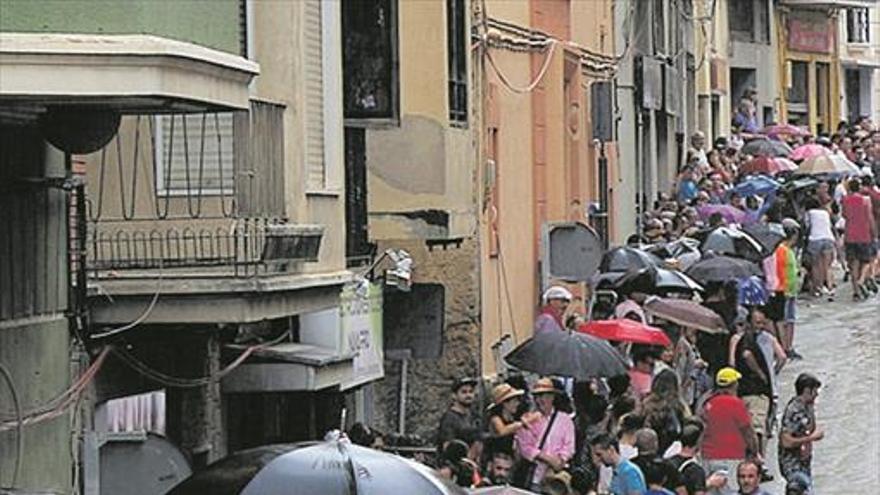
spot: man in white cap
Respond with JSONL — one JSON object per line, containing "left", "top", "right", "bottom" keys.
{"left": 534, "top": 286, "right": 572, "bottom": 335}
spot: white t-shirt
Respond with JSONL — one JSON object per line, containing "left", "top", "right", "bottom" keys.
{"left": 807, "top": 208, "right": 835, "bottom": 241}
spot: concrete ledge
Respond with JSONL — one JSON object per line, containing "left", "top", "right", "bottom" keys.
{"left": 88, "top": 270, "right": 353, "bottom": 324}
{"left": 0, "top": 33, "right": 259, "bottom": 112}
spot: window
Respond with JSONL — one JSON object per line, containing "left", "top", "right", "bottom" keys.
{"left": 729, "top": 0, "right": 767, "bottom": 44}
{"left": 303, "top": 0, "right": 343, "bottom": 192}
{"left": 342, "top": 0, "right": 398, "bottom": 121}
{"left": 154, "top": 113, "right": 234, "bottom": 196}
{"left": 847, "top": 8, "right": 870, "bottom": 44}
{"left": 447, "top": 0, "right": 468, "bottom": 123}
{"left": 653, "top": 0, "right": 666, "bottom": 55}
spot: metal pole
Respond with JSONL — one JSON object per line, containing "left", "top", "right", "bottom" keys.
{"left": 398, "top": 358, "right": 407, "bottom": 435}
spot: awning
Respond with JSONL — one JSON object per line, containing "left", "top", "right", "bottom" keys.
{"left": 841, "top": 58, "right": 880, "bottom": 69}
{"left": 0, "top": 33, "right": 259, "bottom": 118}
{"left": 221, "top": 343, "right": 357, "bottom": 393}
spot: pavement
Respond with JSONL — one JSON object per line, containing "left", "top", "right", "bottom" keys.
{"left": 760, "top": 278, "right": 880, "bottom": 494}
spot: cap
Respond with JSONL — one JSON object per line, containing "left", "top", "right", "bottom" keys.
{"left": 488, "top": 383, "right": 525, "bottom": 409}
{"left": 452, "top": 377, "right": 478, "bottom": 392}
{"left": 716, "top": 367, "right": 742, "bottom": 387}
{"left": 543, "top": 286, "right": 573, "bottom": 304}
{"left": 531, "top": 377, "right": 559, "bottom": 395}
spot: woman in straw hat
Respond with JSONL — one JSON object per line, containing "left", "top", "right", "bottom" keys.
{"left": 486, "top": 383, "right": 540, "bottom": 457}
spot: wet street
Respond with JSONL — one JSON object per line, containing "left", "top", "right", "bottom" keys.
{"left": 763, "top": 279, "right": 880, "bottom": 493}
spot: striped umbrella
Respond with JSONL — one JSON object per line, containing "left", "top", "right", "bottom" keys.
{"left": 798, "top": 153, "right": 861, "bottom": 176}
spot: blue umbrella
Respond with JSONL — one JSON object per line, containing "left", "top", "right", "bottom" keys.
{"left": 732, "top": 175, "right": 780, "bottom": 197}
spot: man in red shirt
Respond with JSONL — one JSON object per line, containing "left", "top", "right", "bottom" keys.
{"left": 841, "top": 179, "right": 878, "bottom": 300}
{"left": 699, "top": 367, "right": 759, "bottom": 494}
{"left": 861, "top": 176, "right": 880, "bottom": 293}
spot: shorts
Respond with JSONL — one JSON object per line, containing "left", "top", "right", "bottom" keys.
{"left": 845, "top": 242, "right": 877, "bottom": 263}
{"left": 742, "top": 394, "right": 770, "bottom": 438}
{"left": 766, "top": 293, "right": 795, "bottom": 323}
{"left": 806, "top": 239, "right": 834, "bottom": 257}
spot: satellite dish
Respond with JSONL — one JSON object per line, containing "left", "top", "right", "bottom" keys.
{"left": 542, "top": 221, "right": 603, "bottom": 284}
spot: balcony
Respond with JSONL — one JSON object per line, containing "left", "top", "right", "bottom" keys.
{"left": 80, "top": 104, "right": 349, "bottom": 327}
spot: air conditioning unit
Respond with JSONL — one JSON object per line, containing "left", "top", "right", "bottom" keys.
{"left": 261, "top": 224, "right": 324, "bottom": 262}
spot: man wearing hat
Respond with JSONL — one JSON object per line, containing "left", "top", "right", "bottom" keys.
{"left": 778, "top": 373, "right": 823, "bottom": 491}
{"left": 535, "top": 286, "right": 573, "bottom": 335}
{"left": 437, "top": 377, "right": 479, "bottom": 451}
{"left": 515, "top": 378, "right": 575, "bottom": 491}
{"left": 699, "top": 367, "right": 759, "bottom": 495}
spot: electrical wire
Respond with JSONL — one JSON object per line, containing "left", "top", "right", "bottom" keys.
{"left": 486, "top": 40, "right": 558, "bottom": 94}
{"left": 112, "top": 329, "right": 292, "bottom": 388}
{"left": 0, "top": 347, "right": 110, "bottom": 434}
{"left": 0, "top": 362, "right": 23, "bottom": 489}
{"left": 89, "top": 261, "right": 163, "bottom": 340}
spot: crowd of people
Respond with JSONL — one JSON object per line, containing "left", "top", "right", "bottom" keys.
{"left": 345, "top": 109, "right": 879, "bottom": 495}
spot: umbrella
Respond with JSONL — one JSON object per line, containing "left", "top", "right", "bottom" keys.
{"left": 797, "top": 153, "right": 862, "bottom": 177}
{"left": 653, "top": 267, "right": 704, "bottom": 294}
{"left": 737, "top": 276, "right": 769, "bottom": 306}
{"left": 697, "top": 204, "right": 747, "bottom": 224}
{"left": 599, "top": 246, "right": 661, "bottom": 273}
{"left": 732, "top": 175, "right": 781, "bottom": 197}
{"left": 504, "top": 330, "right": 628, "bottom": 379}
{"left": 590, "top": 270, "right": 628, "bottom": 290}
{"left": 740, "top": 156, "right": 797, "bottom": 176}
{"left": 742, "top": 223, "right": 785, "bottom": 253}
{"left": 685, "top": 254, "right": 763, "bottom": 284}
{"left": 645, "top": 238, "right": 702, "bottom": 271}
{"left": 741, "top": 138, "right": 792, "bottom": 158}
{"left": 789, "top": 143, "right": 830, "bottom": 162}
{"left": 470, "top": 486, "right": 538, "bottom": 494}
{"left": 643, "top": 297, "right": 727, "bottom": 334}
{"left": 169, "top": 440, "right": 466, "bottom": 495}
{"left": 701, "top": 227, "right": 765, "bottom": 261}
{"left": 781, "top": 175, "right": 819, "bottom": 192}
{"left": 761, "top": 123, "right": 809, "bottom": 138}
{"left": 578, "top": 319, "right": 672, "bottom": 347}
{"left": 611, "top": 266, "right": 703, "bottom": 295}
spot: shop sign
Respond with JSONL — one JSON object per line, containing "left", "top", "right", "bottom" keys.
{"left": 340, "top": 282, "right": 384, "bottom": 389}
{"left": 787, "top": 13, "right": 832, "bottom": 54}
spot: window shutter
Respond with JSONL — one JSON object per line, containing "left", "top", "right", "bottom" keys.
{"left": 157, "top": 113, "right": 234, "bottom": 194}
{"left": 304, "top": 0, "right": 326, "bottom": 190}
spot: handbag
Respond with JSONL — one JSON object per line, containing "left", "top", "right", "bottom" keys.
{"left": 512, "top": 411, "right": 558, "bottom": 488}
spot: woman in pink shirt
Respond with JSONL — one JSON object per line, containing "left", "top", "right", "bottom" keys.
{"left": 515, "top": 378, "right": 575, "bottom": 491}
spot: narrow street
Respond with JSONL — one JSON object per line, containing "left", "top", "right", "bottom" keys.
{"left": 764, "top": 280, "right": 880, "bottom": 493}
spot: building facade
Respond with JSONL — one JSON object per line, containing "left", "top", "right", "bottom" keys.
{"left": 837, "top": 1, "right": 880, "bottom": 124}
{"left": 339, "top": 0, "right": 482, "bottom": 441}
{"left": 476, "top": 0, "right": 620, "bottom": 377}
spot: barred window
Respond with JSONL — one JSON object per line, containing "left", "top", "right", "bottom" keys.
{"left": 447, "top": 0, "right": 468, "bottom": 123}
{"left": 847, "top": 8, "right": 870, "bottom": 44}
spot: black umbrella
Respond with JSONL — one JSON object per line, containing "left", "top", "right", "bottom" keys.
{"left": 505, "top": 330, "right": 628, "bottom": 380}
{"left": 653, "top": 267, "right": 704, "bottom": 294}
{"left": 742, "top": 223, "right": 785, "bottom": 253}
{"left": 685, "top": 254, "right": 763, "bottom": 284}
{"left": 169, "top": 439, "right": 465, "bottom": 495}
{"left": 701, "top": 227, "right": 766, "bottom": 262}
{"left": 599, "top": 246, "right": 661, "bottom": 273}
{"left": 610, "top": 266, "right": 703, "bottom": 296}
{"left": 741, "top": 138, "right": 792, "bottom": 158}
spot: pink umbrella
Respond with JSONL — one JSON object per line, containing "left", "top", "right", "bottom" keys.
{"left": 740, "top": 156, "right": 798, "bottom": 175}
{"left": 790, "top": 144, "right": 831, "bottom": 161}
{"left": 697, "top": 204, "right": 747, "bottom": 224}
{"left": 761, "top": 123, "right": 810, "bottom": 138}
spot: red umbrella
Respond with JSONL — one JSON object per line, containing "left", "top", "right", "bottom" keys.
{"left": 578, "top": 319, "right": 672, "bottom": 347}
{"left": 740, "top": 156, "right": 797, "bottom": 175}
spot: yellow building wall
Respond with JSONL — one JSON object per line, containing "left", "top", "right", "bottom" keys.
{"left": 365, "top": 0, "right": 476, "bottom": 241}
